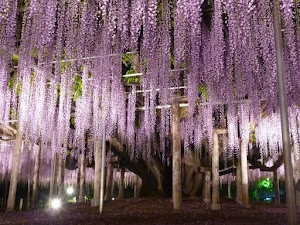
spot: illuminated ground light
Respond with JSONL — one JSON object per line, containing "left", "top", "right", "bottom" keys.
{"left": 265, "top": 197, "right": 272, "bottom": 202}
{"left": 66, "top": 187, "right": 74, "bottom": 195}
{"left": 51, "top": 198, "right": 62, "bottom": 210}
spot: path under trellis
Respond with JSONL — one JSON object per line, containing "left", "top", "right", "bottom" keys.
{"left": 0, "top": 199, "right": 300, "bottom": 225}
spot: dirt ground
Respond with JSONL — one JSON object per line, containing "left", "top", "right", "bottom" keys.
{"left": 0, "top": 198, "right": 299, "bottom": 225}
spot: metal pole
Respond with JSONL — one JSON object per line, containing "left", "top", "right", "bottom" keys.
{"left": 273, "top": 1, "right": 297, "bottom": 224}
{"left": 99, "top": 122, "right": 106, "bottom": 214}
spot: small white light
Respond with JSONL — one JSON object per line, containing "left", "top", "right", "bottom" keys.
{"left": 51, "top": 198, "right": 62, "bottom": 210}
{"left": 66, "top": 187, "right": 74, "bottom": 195}
{"left": 112, "top": 198, "right": 115, "bottom": 201}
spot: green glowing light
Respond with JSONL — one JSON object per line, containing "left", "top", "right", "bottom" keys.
{"left": 257, "top": 178, "right": 273, "bottom": 190}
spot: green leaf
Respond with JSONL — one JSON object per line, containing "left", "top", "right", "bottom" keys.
{"left": 17, "top": 83, "right": 22, "bottom": 96}
{"left": 73, "top": 74, "right": 82, "bottom": 100}
{"left": 71, "top": 117, "right": 75, "bottom": 126}
{"left": 9, "top": 74, "right": 15, "bottom": 90}
{"left": 122, "top": 76, "right": 140, "bottom": 84}
{"left": 252, "top": 132, "right": 256, "bottom": 142}
{"left": 12, "top": 54, "right": 19, "bottom": 62}
{"left": 30, "top": 72, "right": 35, "bottom": 84}
{"left": 198, "top": 85, "right": 209, "bottom": 100}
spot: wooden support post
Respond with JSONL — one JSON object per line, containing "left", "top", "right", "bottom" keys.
{"left": 93, "top": 140, "right": 101, "bottom": 206}
{"left": 104, "top": 158, "right": 113, "bottom": 201}
{"left": 26, "top": 148, "right": 32, "bottom": 209}
{"left": 111, "top": 169, "right": 115, "bottom": 197}
{"left": 49, "top": 154, "right": 58, "bottom": 203}
{"left": 228, "top": 180, "right": 232, "bottom": 199}
{"left": 6, "top": 131, "right": 23, "bottom": 212}
{"left": 211, "top": 130, "right": 221, "bottom": 210}
{"left": 79, "top": 153, "right": 86, "bottom": 203}
{"left": 203, "top": 171, "right": 211, "bottom": 203}
{"left": 57, "top": 153, "right": 65, "bottom": 198}
{"left": 134, "top": 174, "right": 140, "bottom": 198}
{"left": 32, "top": 144, "right": 41, "bottom": 207}
{"left": 296, "top": 26, "right": 300, "bottom": 209}
{"left": 61, "top": 158, "right": 65, "bottom": 197}
{"left": 236, "top": 161, "right": 242, "bottom": 204}
{"left": 273, "top": 0, "right": 297, "bottom": 224}
{"left": 134, "top": 174, "right": 138, "bottom": 198}
{"left": 240, "top": 140, "right": 250, "bottom": 207}
{"left": 3, "top": 177, "right": 8, "bottom": 211}
{"left": 19, "top": 198, "right": 23, "bottom": 211}
{"left": 118, "top": 169, "right": 125, "bottom": 199}
{"left": 274, "top": 169, "right": 280, "bottom": 204}
{"left": 99, "top": 123, "right": 106, "bottom": 214}
{"left": 294, "top": 156, "right": 300, "bottom": 206}
{"left": 27, "top": 177, "right": 31, "bottom": 209}
{"left": 172, "top": 101, "right": 182, "bottom": 211}
{"left": 76, "top": 169, "right": 80, "bottom": 202}
{"left": 54, "top": 154, "right": 59, "bottom": 196}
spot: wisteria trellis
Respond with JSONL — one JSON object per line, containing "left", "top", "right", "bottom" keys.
{"left": 0, "top": 0, "right": 300, "bottom": 176}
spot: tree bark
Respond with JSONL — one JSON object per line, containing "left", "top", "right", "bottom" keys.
{"left": 211, "top": 130, "right": 221, "bottom": 210}
{"left": 6, "top": 131, "right": 23, "bottom": 212}
{"left": 110, "top": 137, "right": 171, "bottom": 197}
{"left": 32, "top": 144, "right": 41, "bottom": 207}
{"left": 241, "top": 140, "right": 249, "bottom": 207}
{"left": 172, "top": 101, "right": 182, "bottom": 211}
{"left": 79, "top": 154, "right": 86, "bottom": 203}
